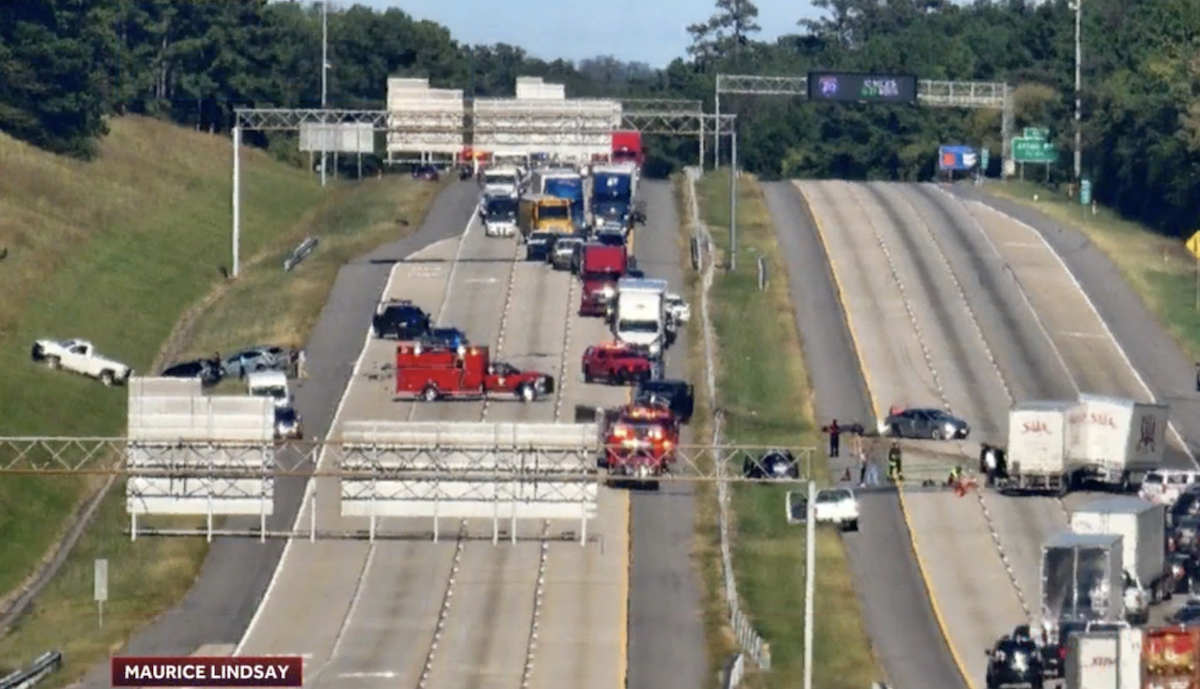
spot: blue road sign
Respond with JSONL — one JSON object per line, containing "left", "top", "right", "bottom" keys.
{"left": 938, "top": 145, "right": 978, "bottom": 171}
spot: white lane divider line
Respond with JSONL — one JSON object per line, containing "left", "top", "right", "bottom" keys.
{"left": 520, "top": 520, "right": 552, "bottom": 689}
{"left": 482, "top": 242, "right": 523, "bottom": 421}
{"left": 416, "top": 519, "right": 468, "bottom": 689}
{"left": 554, "top": 277, "right": 576, "bottom": 422}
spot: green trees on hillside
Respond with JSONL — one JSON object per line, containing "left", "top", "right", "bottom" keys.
{"left": 0, "top": 0, "right": 1197, "bottom": 234}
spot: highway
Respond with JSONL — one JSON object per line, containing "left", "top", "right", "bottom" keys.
{"left": 767, "top": 179, "right": 1197, "bottom": 689}
{"left": 232, "top": 179, "right": 704, "bottom": 689}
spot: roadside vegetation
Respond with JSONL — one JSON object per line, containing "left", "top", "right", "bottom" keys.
{"left": 982, "top": 181, "right": 1200, "bottom": 361}
{"left": 688, "top": 169, "right": 881, "bottom": 689}
{"left": 0, "top": 116, "right": 438, "bottom": 686}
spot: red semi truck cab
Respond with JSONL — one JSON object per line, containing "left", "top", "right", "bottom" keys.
{"left": 578, "top": 243, "right": 629, "bottom": 317}
{"left": 611, "top": 131, "right": 643, "bottom": 167}
{"left": 394, "top": 343, "right": 553, "bottom": 402}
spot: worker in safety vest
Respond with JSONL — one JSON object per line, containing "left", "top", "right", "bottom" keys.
{"left": 887, "top": 441, "right": 903, "bottom": 481}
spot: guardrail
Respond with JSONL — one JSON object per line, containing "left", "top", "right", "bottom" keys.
{"left": 0, "top": 651, "right": 63, "bottom": 689}
{"left": 722, "top": 653, "right": 745, "bottom": 689}
{"left": 284, "top": 236, "right": 319, "bottom": 272}
{"left": 684, "top": 166, "right": 771, "bottom": 676}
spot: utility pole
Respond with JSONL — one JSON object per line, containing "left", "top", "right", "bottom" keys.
{"left": 320, "top": 0, "right": 329, "bottom": 187}
{"left": 1072, "top": 0, "right": 1082, "bottom": 181}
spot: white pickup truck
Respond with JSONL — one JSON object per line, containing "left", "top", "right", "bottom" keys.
{"left": 814, "top": 487, "right": 860, "bottom": 531}
{"left": 31, "top": 338, "right": 133, "bottom": 386}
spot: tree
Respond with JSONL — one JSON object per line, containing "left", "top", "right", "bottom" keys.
{"left": 687, "top": 0, "right": 761, "bottom": 67}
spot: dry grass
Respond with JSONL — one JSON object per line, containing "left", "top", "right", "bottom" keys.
{"left": 0, "top": 117, "right": 438, "bottom": 687}
{"left": 693, "top": 169, "right": 881, "bottom": 689}
{"left": 983, "top": 180, "right": 1200, "bottom": 360}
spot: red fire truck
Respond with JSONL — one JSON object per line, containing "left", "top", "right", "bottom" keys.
{"left": 601, "top": 402, "right": 680, "bottom": 483}
{"left": 394, "top": 343, "right": 553, "bottom": 402}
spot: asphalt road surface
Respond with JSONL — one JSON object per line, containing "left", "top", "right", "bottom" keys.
{"left": 770, "top": 179, "right": 1200, "bottom": 689}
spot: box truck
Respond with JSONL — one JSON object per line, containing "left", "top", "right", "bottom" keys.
{"left": 1064, "top": 628, "right": 1142, "bottom": 689}
{"left": 1004, "top": 401, "right": 1075, "bottom": 494}
{"left": 1042, "top": 531, "right": 1125, "bottom": 628}
{"left": 1071, "top": 497, "right": 1169, "bottom": 624}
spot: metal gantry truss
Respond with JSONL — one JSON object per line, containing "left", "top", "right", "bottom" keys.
{"left": 0, "top": 436, "right": 813, "bottom": 483}
{"left": 713, "top": 73, "right": 1015, "bottom": 167}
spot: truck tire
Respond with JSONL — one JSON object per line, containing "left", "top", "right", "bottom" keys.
{"left": 421, "top": 386, "right": 440, "bottom": 402}
{"left": 100, "top": 370, "right": 115, "bottom": 387}
{"left": 46, "top": 355, "right": 61, "bottom": 370}
{"left": 518, "top": 384, "right": 536, "bottom": 403}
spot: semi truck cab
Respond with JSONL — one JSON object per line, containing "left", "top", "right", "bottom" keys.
{"left": 518, "top": 194, "right": 574, "bottom": 261}
{"left": 613, "top": 277, "right": 668, "bottom": 357}
{"left": 579, "top": 244, "right": 629, "bottom": 317}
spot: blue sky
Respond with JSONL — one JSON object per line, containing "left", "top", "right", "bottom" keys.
{"left": 353, "top": 0, "right": 820, "bottom": 67}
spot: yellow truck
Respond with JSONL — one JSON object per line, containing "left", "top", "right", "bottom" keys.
{"left": 518, "top": 194, "right": 574, "bottom": 261}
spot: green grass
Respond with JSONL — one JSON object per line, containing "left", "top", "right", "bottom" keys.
{"left": 0, "top": 116, "right": 439, "bottom": 685}
{"left": 691, "top": 169, "right": 881, "bottom": 689}
{"left": 982, "top": 180, "right": 1200, "bottom": 361}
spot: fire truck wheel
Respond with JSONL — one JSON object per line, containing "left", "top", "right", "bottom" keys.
{"left": 518, "top": 383, "right": 536, "bottom": 403}
{"left": 421, "top": 385, "right": 440, "bottom": 402}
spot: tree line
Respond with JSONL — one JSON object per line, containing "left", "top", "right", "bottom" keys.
{"left": 2, "top": 0, "right": 1197, "bottom": 234}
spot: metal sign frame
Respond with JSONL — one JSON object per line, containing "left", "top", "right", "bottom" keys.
{"left": 713, "top": 73, "right": 1014, "bottom": 170}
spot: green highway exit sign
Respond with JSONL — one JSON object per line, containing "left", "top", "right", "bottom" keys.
{"left": 1023, "top": 127, "right": 1050, "bottom": 140}
{"left": 1012, "top": 137, "right": 1058, "bottom": 164}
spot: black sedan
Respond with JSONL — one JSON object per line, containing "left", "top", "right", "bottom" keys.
{"left": 744, "top": 449, "right": 801, "bottom": 480}
{"left": 160, "top": 359, "right": 222, "bottom": 387}
{"left": 1168, "top": 551, "right": 1200, "bottom": 595}
{"left": 986, "top": 637, "right": 1044, "bottom": 689}
{"left": 885, "top": 407, "right": 970, "bottom": 440}
{"left": 634, "top": 379, "right": 694, "bottom": 423}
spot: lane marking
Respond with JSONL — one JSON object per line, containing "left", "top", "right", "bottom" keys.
{"left": 338, "top": 671, "right": 397, "bottom": 679}
{"left": 956, "top": 191, "right": 1198, "bottom": 467}
{"left": 796, "top": 180, "right": 977, "bottom": 689}
{"left": 303, "top": 544, "right": 379, "bottom": 684}
{"left": 233, "top": 209, "right": 478, "bottom": 656}
{"left": 1061, "top": 331, "right": 1107, "bottom": 339}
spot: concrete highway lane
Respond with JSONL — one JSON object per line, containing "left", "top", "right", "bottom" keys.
{"left": 794, "top": 179, "right": 1026, "bottom": 688}
{"left": 762, "top": 181, "right": 967, "bottom": 689}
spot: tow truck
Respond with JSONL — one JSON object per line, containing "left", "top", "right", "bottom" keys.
{"left": 394, "top": 343, "right": 553, "bottom": 402}
{"left": 581, "top": 341, "right": 654, "bottom": 385}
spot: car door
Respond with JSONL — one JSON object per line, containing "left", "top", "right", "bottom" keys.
{"left": 906, "top": 411, "right": 926, "bottom": 437}
{"left": 65, "top": 343, "right": 90, "bottom": 372}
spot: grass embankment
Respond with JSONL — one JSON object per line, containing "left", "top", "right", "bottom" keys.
{"left": 982, "top": 180, "right": 1200, "bottom": 360}
{"left": 690, "top": 169, "right": 880, "bottom": 689}
{"left": 0, "top": 116, "right": 438, "bottom": 685}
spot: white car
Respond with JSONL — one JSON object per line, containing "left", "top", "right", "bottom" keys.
{"left": 813, "top": 487, "right": 860, "bottom": 531}
{"left": 1139, "top": 470, "right": 1200, "bottom": 506}
{"left": 665, "top": 293, "right": 691, "bottom": 325}
{"left": 31, "top": 338, "right": 132, "bottom": 386}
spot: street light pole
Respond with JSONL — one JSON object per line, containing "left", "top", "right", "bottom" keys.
{"left": 1073, "top": 0, "right": 1082, "bottom": 181}
{"left": 320, "top": 0, "right": 329, "bottom": 187}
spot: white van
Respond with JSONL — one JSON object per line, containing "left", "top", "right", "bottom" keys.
{"left": 1138, "top": 469, "right": 1200, "bottom": 505}
{"left": 247, "top": 371, "right": 291, "bottom": 409}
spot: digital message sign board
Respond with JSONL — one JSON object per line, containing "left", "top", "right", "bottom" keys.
{"left": 807, "top": 72, "right": 919, "bottom": 104}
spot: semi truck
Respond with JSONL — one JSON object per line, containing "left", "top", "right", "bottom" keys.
{"left": 612, "top": 278, "right": 668, "bottom": 358}
{"left": 1069, "top": 394, "right": 1168, "bottom": 490}
{"left": 1143, "top": 626, "right": 1200, "bottom": 689}
{"left": 531, "top": 169, "right": 586, "bottom": 230}
{"left": 611, "top": 130, "right": 644, "bottom": 167}
{"left": 481, "top": 165, "right": 521, "bottom": 197}
{"left": 578, "top": 243, "right": 629, "bottom": 317}
{"left": 518, "top": 194, "right": 574, "bottom": 261}
{"left": 591, "top": 164, "right": 637, "bottom": 233}
{"left": 1042, "top": 531, "right": 1124, "bottom": 632}
{"left": 393, "top": 343, "right": 553, "bottom": 402}
{"left": 1064, "top": 628, "right": 1143, "bottom": 689}
{"left": 1002, "top": 401, "right": 1075, "bottom": 494}
{"left": 1070, "top": 497, "right": 1170, "bottom": 624}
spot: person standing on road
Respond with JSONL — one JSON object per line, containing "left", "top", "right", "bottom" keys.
{"left": 888, "top": 440, "right": 904, "bottom": 482}
{"left": 823, "top": 419, "right": 842, "bottom": 458}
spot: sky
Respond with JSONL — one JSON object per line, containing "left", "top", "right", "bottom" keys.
{"left": 353, "top": 0, "right": 821, "bottom": 68}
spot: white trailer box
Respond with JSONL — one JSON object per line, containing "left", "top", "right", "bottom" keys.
{"left": 1006, "top": 401, "right": 1074, "bottom": 490}
{"left": 1069, "top": 394, "right": 1168, "bottom": 483}
{"left": 1065, "top": 629, "right": 1142, "bottom": 689}
{"left": 1070, "top": 496, "right": 1167, "bottom": 598}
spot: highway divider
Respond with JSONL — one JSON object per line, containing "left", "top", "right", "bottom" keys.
{"left": 0, "top": 651, "right": 63, "bottom": 689}
{"left": 683, "top": 166, "right": 771, "bottom": 674}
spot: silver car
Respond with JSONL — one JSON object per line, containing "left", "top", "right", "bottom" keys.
{"left": 884, "top": 407, "right": 970, "bottom": 440}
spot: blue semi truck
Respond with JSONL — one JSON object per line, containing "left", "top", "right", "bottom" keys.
{"left": 591, "top": 164, "right": 638, "bottom": 233}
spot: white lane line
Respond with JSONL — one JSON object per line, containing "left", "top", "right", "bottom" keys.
{"left": 1061, "top": 331, "right": 1107, "bottom": 339}
{"left": 233, "top": 210, "right": 479, "bottom": 655}
{"left": 960, "top": 192, "right": 1198, "bottom": 467}
{"left": 554, "top": 275, "right": 576, "bottom": 422}
{"left": 339, "top": 672, "right": 398, "bottom": 679}
{"left": 520, "top": 520, "right": 551, "bottom": 688}
{"left": 481, "top": 240, "right": 523, "bottom": 420}
{"left": 303, "top": 545, "right": 378, "bottom": 684}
